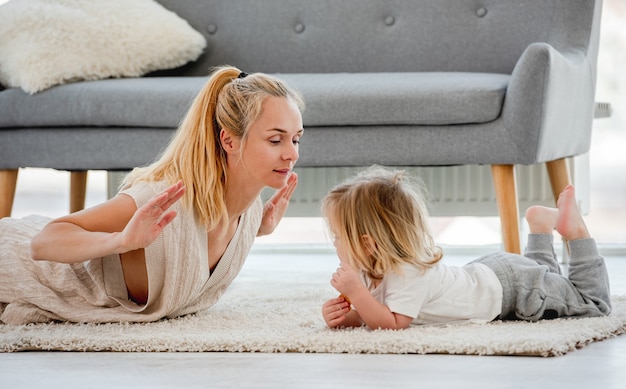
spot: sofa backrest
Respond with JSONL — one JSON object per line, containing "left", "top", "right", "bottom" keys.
{"left": 156, "top": 0, "right": 601, "bottom": 76}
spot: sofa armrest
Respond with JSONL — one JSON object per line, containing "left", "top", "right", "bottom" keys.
{"left": 502, "top": 42, "right": 594, "bottom": 163}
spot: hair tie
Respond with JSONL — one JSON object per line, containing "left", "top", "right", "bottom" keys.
{"left": 238, "top": 71, "right": 248, "bottom": 79}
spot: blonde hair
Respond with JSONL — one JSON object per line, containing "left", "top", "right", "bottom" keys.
{"left": 322, "top": 166, "right": 443, "bottom": 282}
{"left": 122, "top": 65, "right": 304, "bottom": 229}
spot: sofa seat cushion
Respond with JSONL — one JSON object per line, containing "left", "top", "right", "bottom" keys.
{"left": 282, "top": 73, "right": 509, "bottom": 126}
{"left": 0, "top": 72, "right": 509, "bottom": 129}
{"left": 0, "top": 77, "right": 204, "bottom": 129}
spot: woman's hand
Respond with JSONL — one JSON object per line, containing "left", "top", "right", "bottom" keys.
{"left": 117, "top": 180, "right": 186, "bottom": 252}
{"left": 257, "top": 172, "right": 298, "bottom": 236}
{"left": 31, "top": 181, "right": 186, "bottom": 263}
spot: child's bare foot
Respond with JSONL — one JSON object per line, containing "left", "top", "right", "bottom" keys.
{"left": 525, "top": 205, "right": 558, "bottom": 234}
{"left": 555, "top": 185, "right": 590, "bottom": 241}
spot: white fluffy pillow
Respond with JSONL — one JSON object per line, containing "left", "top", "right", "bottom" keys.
{"left": 0, "top": 0, "right": 206, "bottom": 94}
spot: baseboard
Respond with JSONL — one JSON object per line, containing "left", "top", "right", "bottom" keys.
{"left": 250, "top": 242, "right": 626, "bottom": 258}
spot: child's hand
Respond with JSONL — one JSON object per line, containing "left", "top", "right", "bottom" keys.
{"left": 330, "top": 261, "right": 362, "bottom": 298}
{"left": 322, "top": 297, "right": 351, "bottom": 328}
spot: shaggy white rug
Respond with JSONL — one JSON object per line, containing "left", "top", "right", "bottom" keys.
{"left": 2, "top": 264, "right": 625, "bottom": 356}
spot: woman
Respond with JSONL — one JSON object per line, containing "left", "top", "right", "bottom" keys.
{"left": 0, "top": 66, "right": 305, "bottom": 324}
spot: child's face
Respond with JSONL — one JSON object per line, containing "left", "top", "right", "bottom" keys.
{"left": 328, "top": 214, "right": 351, "bottom": 265}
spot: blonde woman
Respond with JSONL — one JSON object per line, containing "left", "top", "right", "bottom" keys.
{"left": 321, "top": 167, "right": 611, "bottom": 330}
{"left": 0, "top": 66, "right": 304, "bottom": 324}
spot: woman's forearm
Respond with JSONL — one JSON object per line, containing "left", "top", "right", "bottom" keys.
{"left": 29, "top": 185, "right": 183, "bottom": 264}
{"left": 30, "top": 222, "right": 125, "bottom": 263}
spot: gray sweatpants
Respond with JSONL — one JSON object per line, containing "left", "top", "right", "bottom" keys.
{"left": 472, "top": 234, "right": 611, "bottom": 321}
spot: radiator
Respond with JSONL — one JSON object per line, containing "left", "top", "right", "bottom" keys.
{"left": 108, "top": 156, "right": 589, "bottom": 218}
{"left": 261, "top": 156, "right": 589, "bottom": 217}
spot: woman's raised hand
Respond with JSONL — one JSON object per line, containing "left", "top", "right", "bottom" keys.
{"left": 119, "top": 180, "right": 186, "bottom": 252}
{"left": 258, "top": 173, "right": 298, "bottom": 236}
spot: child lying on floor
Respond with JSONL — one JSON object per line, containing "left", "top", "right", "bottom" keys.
{"left": 321, "top": 166, "right": 611, "bottom": 330}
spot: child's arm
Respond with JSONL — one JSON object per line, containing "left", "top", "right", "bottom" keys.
{"left": 348, "top": 288, "right": 413, "bottom": 330}
{"left": 330, "top": 262, "right": 414, "bottom": 330}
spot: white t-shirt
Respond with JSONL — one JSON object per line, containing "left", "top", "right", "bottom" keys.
{"left": 364, "top": 262, "right": 503, "bottom": 325}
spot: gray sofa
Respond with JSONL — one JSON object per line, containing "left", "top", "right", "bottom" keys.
{"left": 0, "top": 0, "right": 604, "bottom": 253}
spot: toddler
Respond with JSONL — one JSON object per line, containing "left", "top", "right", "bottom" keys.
{"left": 321, "top": 167, "right": 611, "bottom": 329}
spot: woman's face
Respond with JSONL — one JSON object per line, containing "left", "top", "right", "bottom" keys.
{"left": 239, "top": 96, "right": 303, "bottom": 189}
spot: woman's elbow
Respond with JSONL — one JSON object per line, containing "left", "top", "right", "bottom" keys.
{"left": 29, "top": 233, "right": 47, "bottom": 261}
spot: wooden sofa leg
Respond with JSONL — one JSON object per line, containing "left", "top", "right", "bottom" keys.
{"left": 491, "top": 164, "right": 521, "bottom": 254}
{"left": 70, "top": 171, "right": 88, "bottom": 213}
{"left": 546, "top": 158, "right": 573, "bottom": 263}
{"left": 0, "top": 169, "right": 19, "bottom": 218}
{"left": 546, "top": 158, "right": 572, "bottom": 203}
